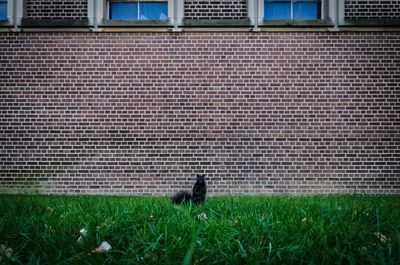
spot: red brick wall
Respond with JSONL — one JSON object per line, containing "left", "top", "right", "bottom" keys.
{"left": 184, "top": 0, "right": 248, "bottom": 19}
{"left": 0, "top": 32, "right": 399, "bottom": 195}
{"left": 25, "top": 0, "right": 87, "bottom": 19}
{"left": 345, "top": 0, "right": 400, "bottom": 19}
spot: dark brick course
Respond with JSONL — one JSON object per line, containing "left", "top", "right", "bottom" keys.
{"left": 25, "top": 0, "right": 87, "bottom": 20}
{"left": 184, "top": 0, "right": 248, "bottom": 19}
{"left": 345, "top": 0, "right": 400, "bottom": 19}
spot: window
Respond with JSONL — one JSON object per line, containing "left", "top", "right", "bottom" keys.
{"left": 0, "top": 0, "right": 7, "bottom": 20}
{"left": 264, "top": 0, "right": 321, "bottom": 20}
{"left": 109, "top": 1, "right": 168, "bottom": 20}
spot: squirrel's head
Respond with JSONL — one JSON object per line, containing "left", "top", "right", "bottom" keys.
{"left": 196, "top": 174, "right": 205, "bottom": 184}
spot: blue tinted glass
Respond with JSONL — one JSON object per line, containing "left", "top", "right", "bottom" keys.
{"left": 110, "top": 2, "right": 138, "bottom": 20}
{"left": 264, "top": 2, "right": 291, "bottom": 19}
{"left": 139, "top": 2, "right": 168, "bottom": 20}
{"left": 293, "top": 3, "right": 318, "bottom": 19}
{"left": 0, "top": 2, "right": 7, "bottom": 20}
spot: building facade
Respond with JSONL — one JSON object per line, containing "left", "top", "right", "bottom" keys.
{"left": 0, "top": 0, "right": 399, "bottom": 195}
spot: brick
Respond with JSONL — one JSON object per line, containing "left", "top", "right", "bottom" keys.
{"left": 25, "top": 0, "right": 87, "bottom": 20}
{"left": 0, "top": 32, "right": 399, "bottom": 196}
{"left": 185, "top": 0, "right": 247, "bottom": 19}
{"left": 345, "top": 0, "right": 400, "bottom": 19}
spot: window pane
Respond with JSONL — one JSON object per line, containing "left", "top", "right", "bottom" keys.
{"left": 110, "top": 2, "right": 138, "bottom": 20}
{"left": 139, "top": 2, "right": 168, "bottom": 20}
{"left": 264, "top": 2, "right": 291, "bottom": 20}
{"left": 0, "top": 2, "right": 7, "bottom": 21}
{"left": 293, "top": 2, "right": 318, "bottom": 19}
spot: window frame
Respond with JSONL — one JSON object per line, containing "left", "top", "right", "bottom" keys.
{"left": 263, "top": 0, "right": 322, "bottom": 20}
{"left": 248, "top": 0, "right": 343, "bottom": 27}
{"left": 107, "top": 0, "right": 169, "bottom": 21}
{"left": 0, "top": 0, "right": 7, "bottom": 21}
{"left": 88, "top": 0, "right": 184, "bottom": 27}
{"left": 0, "top": 0, "right": 23, "bottom": 27}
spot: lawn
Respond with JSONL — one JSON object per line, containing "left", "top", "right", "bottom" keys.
{"left": 0, "top": 195, "right": 399, "bottom": 264}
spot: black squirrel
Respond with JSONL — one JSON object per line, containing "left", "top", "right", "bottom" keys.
{"left": 172, "top": 174, "right": 207, "bottom": 204}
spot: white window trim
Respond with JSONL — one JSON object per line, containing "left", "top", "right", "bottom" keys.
{"left": 6, "top": 0, "right": 13, "bottom": 22}
{"left": 2, "top": 0, "right": 23, "bottom": 26}
{"left": 248, "top": 0, "right": 263, "bottom": 25}
{"left": 88, "top": 0, "right": 183, "bottom": 26}
{"left": 338, "top": 0, "right": 345, "bottom": 25}
{"left": 249, "top": 0, "right": 345, "bottom": 25}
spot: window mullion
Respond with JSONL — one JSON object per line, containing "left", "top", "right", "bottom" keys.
{"left": 291, "top": 0, "right": 293, "bottom": 20}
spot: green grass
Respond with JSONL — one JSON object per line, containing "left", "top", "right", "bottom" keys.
{"left": 0, "top": 195, "right": 399, "bottom": 264}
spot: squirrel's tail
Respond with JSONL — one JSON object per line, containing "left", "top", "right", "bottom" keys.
{"left": 172, "top": 191, "right": 192, "bottom": 204}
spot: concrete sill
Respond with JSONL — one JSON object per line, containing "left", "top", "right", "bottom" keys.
{"left": 0, "top": 20, "right": 13, "bottom": 27}
{"left": 183, "top": 19, "right": 251, "bottom": 27}
{"left": 261, "top": 19, "right": 333, "bottom": 27}
{"left": 100, "top": 20, "right": 172, "bottom": 27}
{"left": 21, "top": 19, "right": 89, "bottom": 27}
{"left": 341, "top": 19, "right": 400, "bottom": 27}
